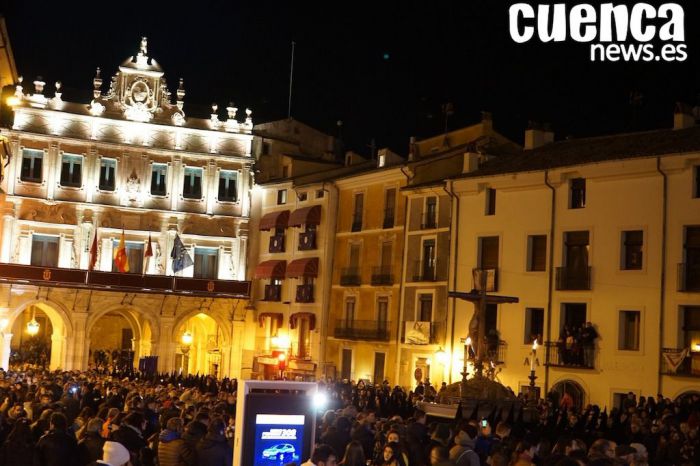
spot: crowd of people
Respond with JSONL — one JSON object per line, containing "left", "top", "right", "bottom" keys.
{"left": 557, "top": 322, "right": 599, "bottom": 368}
{"left": 0, "top": 367, "right": 695, "bottom": 466}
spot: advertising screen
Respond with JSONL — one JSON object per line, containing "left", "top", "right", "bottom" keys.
{"left": 253, "top": 414, "right": 304, "bottom": 464}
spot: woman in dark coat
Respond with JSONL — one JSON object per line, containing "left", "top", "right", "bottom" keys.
{"left": 0, "top": 419, "right": 35, "bottom": 466}
{"left": 196, "top": 419, "right": 232, "bottom": 466}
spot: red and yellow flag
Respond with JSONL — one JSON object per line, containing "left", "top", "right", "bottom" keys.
{"left": 113, "top": 230, "right": 130, "bottom": 273}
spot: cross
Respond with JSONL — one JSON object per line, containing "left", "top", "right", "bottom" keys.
{"left": 140, "top": 37, "right": 148, "bottom": 56}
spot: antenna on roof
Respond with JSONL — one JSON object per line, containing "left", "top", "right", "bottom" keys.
{"left": 441, "top": 102, "right": 454, "bottom": 147}
{"left": 287, "top": 41, "right": 296, "bottom": 119}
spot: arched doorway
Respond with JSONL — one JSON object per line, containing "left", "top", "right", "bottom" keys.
{"left": 675, "top": 390, "right": 700, "bottom": 403}
{"left": 88, "top": 311, "right": 137, "bottom": 374}
{"left": 174, "top": 313, "right": 226, "bottom": 377}
{"left": 9, "top": 301, "right": 70, "bottom": 371}
{"left": 549, "top": 379, "right": 586, "bottom": 411}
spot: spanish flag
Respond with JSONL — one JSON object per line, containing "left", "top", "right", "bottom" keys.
{"left": 114, "top": 230, "right": 130, "bottom": 273}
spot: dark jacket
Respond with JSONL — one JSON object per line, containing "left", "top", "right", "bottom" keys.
{"left": 320, "top": 427, "right": 352, "bottom": 461}
{"left": 158, "top": 429, "right": 195, "bottom": 466}
{"left": 36, "top": 429, "right": 79, "bottom": 466}
{"left": 110, "top": 424, "right": 147, "bottom": 454}
{"left": 196, "top": 432, "right": 232, "bottom": 466}
{"left": 77, "top": 431, "right": 105, "bottom": 466}
{"left": 0, "top": 438, "right": 36, "bottom": 466}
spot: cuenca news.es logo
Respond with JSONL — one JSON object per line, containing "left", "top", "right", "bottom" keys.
{"left": 509, "top": 3, "right": 687, "bottom": 62}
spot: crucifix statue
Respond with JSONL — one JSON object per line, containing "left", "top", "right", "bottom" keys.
{"left": 448, "top": 269, "right": 518, "bottom": 397}
{"left": 140, "top": 37, "right": 148, "bottom": 56}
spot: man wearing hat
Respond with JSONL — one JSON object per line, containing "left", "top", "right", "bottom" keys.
{"left": 91, "top": 440, "right": 131, "bottom": 466}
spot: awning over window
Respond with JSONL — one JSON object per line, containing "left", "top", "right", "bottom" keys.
{"left": 259, "top": 210, "right": 290, "bottom": 231}
{"left": 288, "top": 205, "right": 321, "bottom": 227}
{"left": 286, "top": 257, "right": 319, "bottom": 278}
{"left": 258, "top": 312, "right": 284, "bottom": 328}
{"left": 289, "top": 312, "right": 316, "bottom": 331}
{"left": 254, "top": 260, "right": 286, "bottom": 279}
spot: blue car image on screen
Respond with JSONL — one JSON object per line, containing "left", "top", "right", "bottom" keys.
{"left": 262, "top": 443, "right": 296, "bottom": 461}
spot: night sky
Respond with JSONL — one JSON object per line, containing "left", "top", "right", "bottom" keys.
{"left": 3, "top": 1, "right": 700, "bottom": 154}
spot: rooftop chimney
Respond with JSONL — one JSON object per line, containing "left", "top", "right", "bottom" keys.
{"left": 481, "top": 111, "right": 493, "bottom": 132}
{"left": 674, "top": 102, "right": 695, "bottom": 130}
{"left": 524, "top": 121, "right": 554, "bottom": 150}
{"left": 408, "top": 136, "right": 417, "bottom": 161}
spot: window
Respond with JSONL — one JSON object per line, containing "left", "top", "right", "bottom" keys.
{"left": 316, "top": 189, "right": 324, "bottom": 199}
{"left": 218, "top": 170, "right": 238, "bottom": 202}
{"left": 99, "top": 158, "right": 117, "bottom": 191}
{"left": 421, "top": 239, "right": 436, "bottom": 279}
{"left": 417, "top": 293, "right": 433, "bottom": 321}
{"left": 352, "top": 193, "right": 364, "bottom": 231}
{"left": 570, "top": 178, "right": 586, "bottom": 209}
{"left": 485, "top": 303, "right": 499, "bottom": 334}
{"left": 151, "top": 163, "right": 167, "bottom": 196}
{"left": 622, "top": 230, "right": 643, "bottom": 270}
{"left": 384, "top": 188, "right": 396, "bottom": 228}
{"left": 297, "top": 191, "right": 307, "bottom": 202}
{"left": 282, "top": 166, "right": 289, "bottom": 178}
{"left": 685, "top": 227, "right": 700, "bottom": 291}
{"left": 277, "top": 189, "right": 287, "bottom": 205}
{"left": 423, "top": 196, "right": 437, "bottom": 228}
{"left": 20, "top": 148, "right": 43, "bottom": 183}
{"left": 695, "top": 166, "right": 700, "bottom": 198}
{"left": 344, "top": 297, "right": 356, "bottom": 323}
{"left": 30, "top": 234, "right": 59, "bottom": 267}
{"left": 377, "top": 296, "right": 389, "bottom": 325}
{"left": 479, "top": 236, "right": 499, "bottom": 270}
{"left": 618, "top": 310, "right": 640, "bottom": 351}
{"left": 112, "top": 241, "right": 144, "bottom": 274}
{"left": 194, "top": 247, "right": 218, "bottom": 279}
{"left": 60, "top": 154, "right": 82, "bottom": 187}
{"left": 485, "top": 188, "right": 496, "bottom": 215}
{"left": 527, "top": 235, "right": 547, "bottom": 271}
{"left": 182, "top": 167, "right": 203, "bottom": 199}
{"left": 683, "top": 306, "right": 700, "bottom": 348}
{"left": 524, "top": 308, "right": 544, "bottom": 344}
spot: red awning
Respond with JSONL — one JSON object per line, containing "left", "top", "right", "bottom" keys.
{"left": 288, "top": 205, "right": 321, "bottom": 227}
{"left": 286, "top": 257, "right": 319, "bottom": 278}
{"left": 259, "top": 210, "right": 290, "bottom": 231}
{"left": 254, "top": 260, "right": 287, "bottom": 279}
{"left": 289, "top": 312, "right": 316, "bottom": 331}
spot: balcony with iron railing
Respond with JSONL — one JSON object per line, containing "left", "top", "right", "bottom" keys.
{"left": 371, "top": 266, "right": 393, "bottom": 286}
{"left": 340, "top": 267, "right": 361, "bottom": 286}
{"left": 401, "top": 321, "right": 446, "bottom": 345}
{"left": 421, "top": 212, "right": 437, "bottom": 230}
{"left": 411, "top": 260, "right": 437, "bottom": 282}
{"left": 472, "top": 268, "right": 498, "bottom": 292}
{"left": 678, "top": 263, "right": 700, "bottom": 292}
{"left": 660, "top": 348, "right": 700, "bottom": 377}
{"left": 383, "top": 208, "right": 395, "bottom": 229}
{"left": 295, "top": 284, "right": 314, "bottom": 303}
{"left": 351, "top": 213, "right": 363, "bottom": 232}
{"left": 333, "top": 319, "right": 391, "bottom": 341}
{"left": 298, "top": 231, "right": 317, "bottom": 251}
{"left": 555, "top": 266, "right": 592, "bottom": 290}
{"left": 543, "top": 341, "right": 596, "bottom": 369}
{"left": 269, "top": 235, "right": 285, "bottom": 253}
{"left": 263, "top": 284, "right": 282, "bottom": 302}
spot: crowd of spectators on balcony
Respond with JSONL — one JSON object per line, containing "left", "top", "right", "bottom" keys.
{"left": 0, "top": 368, "right": 695, "bottom": 466}
{"left": 557, "top": 323, "right": 599, "bottom": 368}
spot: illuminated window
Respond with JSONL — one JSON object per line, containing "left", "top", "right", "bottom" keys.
{"left": 20, "top": 149, "right": 43, "bottom": 183}
{"left": 218, "top": 170, "right": 238, "bottom": 202}
{"left": 277, "top": 189, "right": 287, "bottom": 205}
{"left": 194, "top": 247, "right": 218, "bottom": 279}
{"left": 99, "top": 158, "right": 117, "bottom": 191}
{"left": 182, "top": 167, "right": 203, "bottom": 199}
{"left": 151, "top": 163, "right": 167, "bottom": 196}
{"left": 60, "top": 154, "right": 82, "bottom": 187}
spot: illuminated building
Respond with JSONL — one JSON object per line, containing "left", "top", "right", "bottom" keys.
{"left": 0, "top": 38, "right": 254, "bottom": 376}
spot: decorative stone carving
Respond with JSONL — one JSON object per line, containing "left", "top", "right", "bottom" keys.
{"left": 125, "top": 169, "right": 141, "bottom": 202}
{"left": 181, "top": 216, "right": 236, "bottom": 238}
{"left": 20, "top": 202, "right": 77, "bottom": 224}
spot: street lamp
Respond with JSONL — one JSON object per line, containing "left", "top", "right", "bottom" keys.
{"left": 26, "top": 308, "right": 40, "bottom": 336}
{"left": 435, "top": 346, "right": 448, "bottom": 366}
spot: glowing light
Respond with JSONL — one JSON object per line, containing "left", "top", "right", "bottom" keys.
{"left": 26, "top": 319, "right": 40, "bottom": 336}
{"left": 532, "top": 339, "right": 538, "bottom": 351}
{"left": 181, "top": 331, "right": 193, "bottom": 346}
{"left": 466, "top": 337, "right": 472, "bottom": 346}
{"left": 6, "top": 96, "right": 20, "bottom": 107}
{"left": 0, "top": 318, "right": 8, "bottom": 332}
{"left": 435, "top": 347, "right": 449, "bottom": 365}
{"left": 694, "top": 344, "right": 700, "bottom": 352}
{"left": 271, "top": 334, "right": 291, "bottom": 349}
{"left": 426, "top": 358, "right": 432, "bottom": 366}
{"left": 277, "top": 352, "right": 287, "bottom": 362}
{"left": 313, "top": 391, "right": 327, "bottom": 410}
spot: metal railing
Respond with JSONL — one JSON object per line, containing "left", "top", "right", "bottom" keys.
{"left": 371, "top": 266, "right": 393, "bottom": 286}
{"left": 263, "top": 284, "right": 282, "bottom": 302}
{"left": 269, "top": 235, "right": 285, "bottom": 253}
{"left": 298, "top": 231, "right": 317, "bottom": 251}
{"left": 678, "top": 263, "right": 700, "bottom": 292}
{"left": 296, "top": 284, "right": 314, "bottom": 303}
{"left": 411, "top": 260, "right": 437, "bottom": 282}
{"left": 333, "top": 319, "right": 391, "bottom": 341}
{"left": 555, "top": 266, "right": 592, "bottom": 290}
{"left": 543, "top": 341, "right": 596, "bottom": 369}
{"left": 340, "top": 267, "right": 361, "bottom": 286}
{"left": 660, "top": 348, "right": 699, "bottom": 377}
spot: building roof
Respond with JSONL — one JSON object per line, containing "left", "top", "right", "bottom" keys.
{"left": 457, "top": 125, "right": 700, "bottom": 179}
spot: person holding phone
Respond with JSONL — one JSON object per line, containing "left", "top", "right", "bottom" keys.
{"left": 450, "top": 424, "right": 479, "bottom": 466}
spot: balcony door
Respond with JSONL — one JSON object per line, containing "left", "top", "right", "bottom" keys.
{"left": 683, "top": 306, "right": 700, "bottom": 348}
{"left": 341, "top": 348, "right": 352, "bottom": 381}
{"left": 565, "top": 231, "right": 589, "bottom": 271}
{"left": 373, "top": 352, "right": 386, "bottom": 384}
{"left": 349, "top": 243, "right": 360, "bottom": 270}
{"left": 422, "top": 239, "right": 435, "bottom": 278}
{"left": 297, "top": 317, "right": 310, "bottom": 359}
{"left": 418, "top": 293, "right": 433, "bottom": 322}
{"left": 381, "top": 241, "right": 392, "bottom": 270}
{"left": 479, "top": 236, "right": 499, "bottom": 270}
{"left": 344, "top": 297, "right": 356, "bottom": 326}
{"left": 31, "top": 235, "right": 59, "bottom": 267}
{"left": 194, "top": 247, "right": 219, "bottom": 279}
{"left": 377, "top": 296, "right": 389, "bottom": 334}
{"left": 561, "top": 303, "right": 587, "bottom": 332}
{"left": 685, "top": 227, "right": 700, "bottom": 289}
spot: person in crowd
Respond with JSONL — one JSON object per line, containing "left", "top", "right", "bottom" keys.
{"left": 0, "top": 418, "right": 34, "bottom": 466}
{"left": 339, "top": 440, "right": 366, "bottom": 466}
{"left": 157, "top": 417, "right": 194, "bottom": 466}
{"left": 195, "top": 418, "right": 231, "bottom": 466}
{"left": 93, "top": 440, "right": 131, "bottom": 466}
{"left": 302, "top": 443, "right": 338, "bottom": 466}
{"left": 36, "top": 412, "right": 79, "bottom": 466}
{"left": 78, "top": 418, "right": 106, "bottom": 466}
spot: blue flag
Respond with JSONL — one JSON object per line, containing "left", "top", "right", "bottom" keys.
{"left": 171, "top": 234, "right": 193, "bottom": 273}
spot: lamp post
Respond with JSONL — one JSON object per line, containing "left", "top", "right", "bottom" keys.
{"left": 181, "top": 331, "right": 193, "bottom": 374}
{"left": 523, "top": 339, "right": 539, "bottom": 422}
{"left": 460, "top": 336, "right": 472, "bottom": 402}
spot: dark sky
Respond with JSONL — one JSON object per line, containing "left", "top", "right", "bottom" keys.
{"left": 3, "top": 1, "right": 700, "bottom": 154}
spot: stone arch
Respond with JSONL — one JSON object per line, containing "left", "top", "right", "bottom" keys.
{"left": 8, "top": 298, "right": 74, "bottom": 370}
{"left": 549, "top": 378, "right": 588, "bottom": 411}
{"left": 171, "top": 308, "right": 232, "bottom": 377}
{"left": 673, "top": 388, "right": 700, "bottom": 402}
{"left": 86, "top": 304, "right": 161, "bottom": 367}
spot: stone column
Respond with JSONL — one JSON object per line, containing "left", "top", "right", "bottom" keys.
{"left": 155, "top": 316, "right": 175, "bottom": 373}
{"left": 67, "top": 312, "right": 87, "bottom": 371}
{"left": 228, "top": 320, "right": 246, "bottom": 379}
{"left": 1, "top": 205, "right": 16, "bottom": 263}
{"left": 0, "top": 333, "right": 13, "bottom": 371}
{"left": 50, "top": 333, "right": 66, "bottom": 371}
